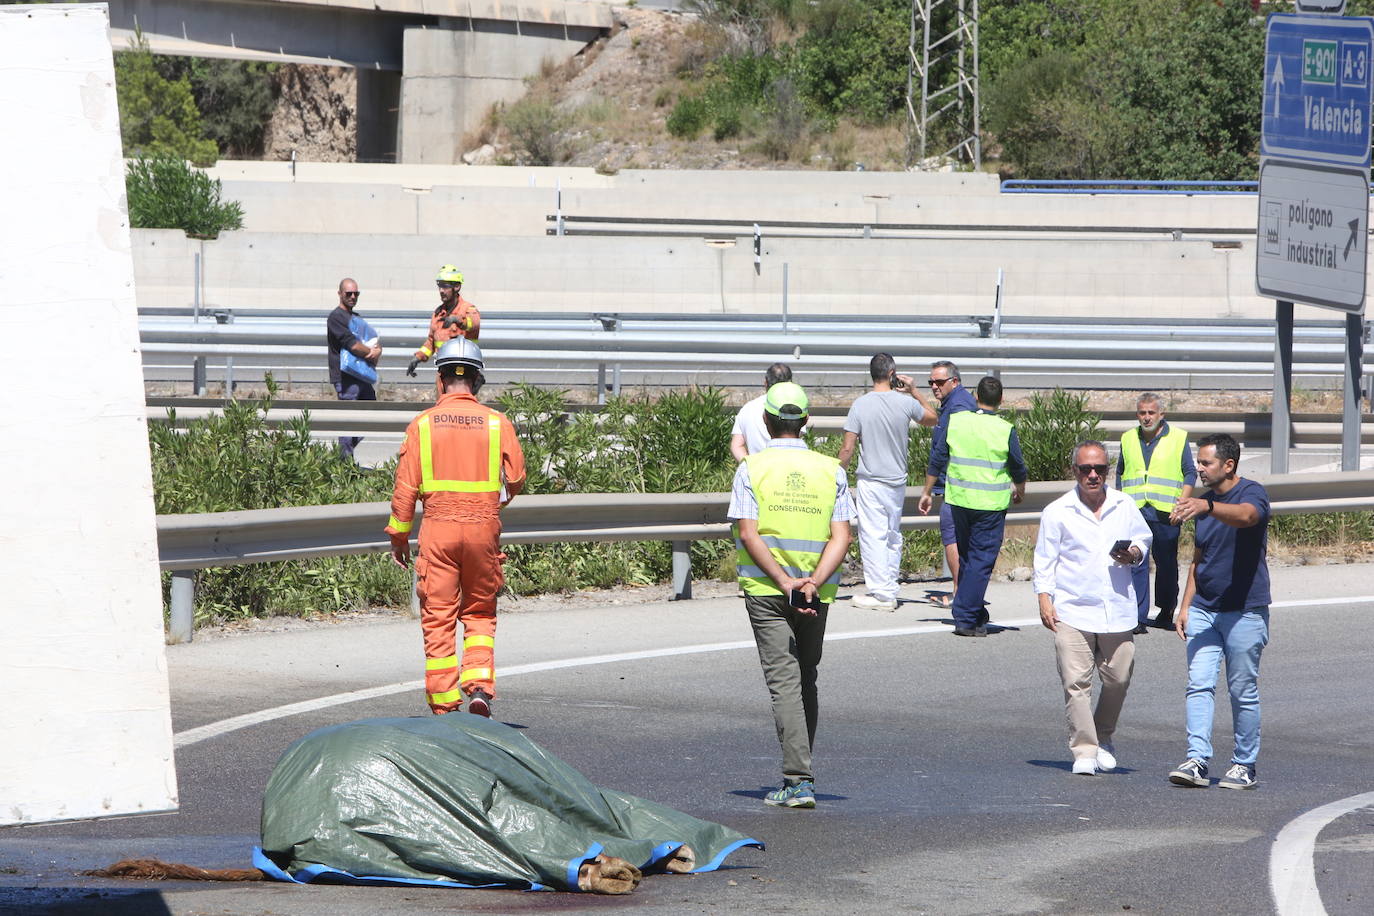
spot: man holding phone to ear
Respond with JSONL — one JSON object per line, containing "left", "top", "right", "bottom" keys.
{"left": 1034, "top": 441, "right": 1152, "bottom": 776}
{"left": 837, "top": 352, "right": 938, "bottom": 610}
{"left": 728, "top": 382, "right": 853, "bottom": 809}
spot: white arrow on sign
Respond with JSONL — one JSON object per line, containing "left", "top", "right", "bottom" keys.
{"left": 1272, "top": 56, "right": 1285, "bottom": 120}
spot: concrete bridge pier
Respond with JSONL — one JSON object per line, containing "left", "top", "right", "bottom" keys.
{"left": 399, "top": 17, "right": 606, "bottom": 164}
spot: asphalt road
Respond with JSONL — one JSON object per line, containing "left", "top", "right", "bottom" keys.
{"left": 3, "top": 564, "right": 1373, "bottom": 915}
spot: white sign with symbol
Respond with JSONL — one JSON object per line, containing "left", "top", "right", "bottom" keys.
{"left": 1256, "top": 158, "right": 1368, "bottom": 312}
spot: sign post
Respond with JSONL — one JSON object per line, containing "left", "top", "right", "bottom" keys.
{"left": 1258, "top": 12, "right": 1372, "bottom": 472}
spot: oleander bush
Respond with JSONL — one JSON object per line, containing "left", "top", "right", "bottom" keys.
{"left": 151, "top": 383, "right": 740, "bottom": 624}
{"left": 126, "top": 154, "right": 244, "bottom": 239}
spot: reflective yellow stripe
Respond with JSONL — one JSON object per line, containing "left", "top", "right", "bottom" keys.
{"left": 429, "top": 688, "right": 463, "bottom": 704}
{"left": 418, "top": 413, "right": 502, "bottom": 494}
{"left": 388, "top": 514, "right": 412, "bottom": 533}
{"left": 419, "top": 344, "right": 433, "bottom": 356}
{"left": 425, "top": 655, "right": 459, "bottom": 671}
{"left": 459, "top": 667, "right": 493, "bottom": 684}
{"left": 463, "top": 635, "right": 495, "bottom": 649}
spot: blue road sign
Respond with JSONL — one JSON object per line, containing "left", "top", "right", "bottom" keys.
{"left": 1262, "top": 14, "right": 1374, "bottom": 169}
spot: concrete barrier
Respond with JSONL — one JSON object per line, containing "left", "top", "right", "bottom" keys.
{"left": 210, "top": 165, "right": 1263, "bottom": 237}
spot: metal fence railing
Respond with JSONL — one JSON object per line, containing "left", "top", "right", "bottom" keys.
{"left": 158, "top": 470, "right": 1374, "bottom": 643}
{"left": 999, "top": 180, "right": 1262, "bottom": 195}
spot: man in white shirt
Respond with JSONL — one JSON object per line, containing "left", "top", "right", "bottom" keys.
{"left": 1033, "top": 441, "right": 1152, "bottom": 776}
{"left": 731, "top": 363, "right": 800, "bottom": 460}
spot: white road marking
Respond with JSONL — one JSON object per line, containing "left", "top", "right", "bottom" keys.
{"left": 173, "top": 593, "right": 1372, "bottom": 749}
{"left": 1271, "top": 792, "right": 1374, "bottom": 916}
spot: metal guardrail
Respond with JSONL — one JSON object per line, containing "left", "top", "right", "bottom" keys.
{"left": 1000, "top": 180, "right": 1261, "bottom": 195}
{"left": 544, "top": 213, "right": 1255, "bottom": 237}
{"left": 157, "top": 471, "right": 1374, "bottom": 643}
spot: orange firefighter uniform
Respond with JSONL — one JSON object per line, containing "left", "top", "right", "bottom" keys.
{"left": 384, "top": 390, "right": 526, "bottom": 714}
{"left": 413, "top": 297, "right": 481, "bottom": 363}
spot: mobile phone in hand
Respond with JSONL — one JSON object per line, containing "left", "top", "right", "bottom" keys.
{"left": 790, "top": 589, "right": 825, "bottom": 611}
{"left": 1110, "top": 539, "right": 1132, "bottom": 556}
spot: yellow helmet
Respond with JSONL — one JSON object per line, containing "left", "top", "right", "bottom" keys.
{"left": 435, "top": 264, "right": 464, "bottom": 284}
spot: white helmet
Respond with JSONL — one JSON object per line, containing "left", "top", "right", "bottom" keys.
{"left": 433, "top": 338, "right": 484, "bottom": 376}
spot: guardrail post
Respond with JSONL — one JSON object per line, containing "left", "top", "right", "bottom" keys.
{"left": 671, "top": 540, "right": 692, "bottom": 600}
{"left": 782, "top": 262, "right": 789, "bottom": 333}
{"left": 192, "top": 356, "right": 207, "bottom": 397}
{"left": 216, "top": 309, "right": 234, "bottom": 395}
{"left": 169, "top": 570, "right": 194, "bottom": 644}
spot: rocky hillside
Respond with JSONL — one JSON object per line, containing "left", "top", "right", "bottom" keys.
{"left": 265, "top": 6, "right": 908, "bottom": 171}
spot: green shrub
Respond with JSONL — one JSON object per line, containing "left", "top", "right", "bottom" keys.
{"left": 1013, "top": 388, "right": 1107, "bottom": 482}
{"left": 126, "top": 154, "right": 244, "bottom": 238}
{"left": 149, "top": 380, "right": 405, "bottom": 623}
{"left": 502, "top": 96, "right": 570, "bottom": 165}
{"left": 667, "top": 95, "right": 709, "bottom": 138}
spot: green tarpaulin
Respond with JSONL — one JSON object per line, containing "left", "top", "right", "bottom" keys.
{"left": 256, "top": 713, "right": 762, "bottom": 891}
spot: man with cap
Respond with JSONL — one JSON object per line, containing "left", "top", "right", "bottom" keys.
{"left": 728, "top": 381, "right": 854, "bottom": 809}
{"left": 407, "top": 265, "right": 481, "bottom": 377}
{"left": 386, "top": 338, "right": 526, "bottom": 718}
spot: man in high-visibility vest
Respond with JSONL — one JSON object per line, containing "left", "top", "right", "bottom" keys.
{"left": 728, "top": 381, "right": 853, "bottom": 809}
{"left": 919, "top": 376, "right": 1027, "bottom": 637}
{"left": 385, "top": 338, "right": 526, "bottom": 718}
{"left": 406, "top": 265, "right": 481, "bottom": 377}
{"left": 1116, "top": 392, "right": 1195, "bottom": 634}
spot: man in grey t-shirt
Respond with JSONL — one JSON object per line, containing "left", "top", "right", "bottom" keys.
{"left": 837, "top": 353, "right": 938, "bottom": 609}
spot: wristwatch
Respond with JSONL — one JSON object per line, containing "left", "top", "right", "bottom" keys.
{"left": 1201, "top": 493, "right": 1214, "bottom": 517}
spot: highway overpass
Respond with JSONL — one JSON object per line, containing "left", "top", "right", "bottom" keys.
{"left": 107, "top": 0, "right": 613, "bottom": 162}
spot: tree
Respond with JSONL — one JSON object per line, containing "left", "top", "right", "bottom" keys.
{"left": 157, "top": 57, "right": 279, "bottom": 158}
{"left": 113, "top": 30, "right": 218, "bottom": 166}
{"left": 984, "top": 0, "right": 1264, "bottom": 180}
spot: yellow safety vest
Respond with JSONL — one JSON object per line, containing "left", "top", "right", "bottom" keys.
{"left": 944, "top": 411, "right": 1014, "bottom": 511}
{"left": 736, "top": 447, "right": 842, "bottom": 602}
{"left": 1120, "top": 424, "right": 1188, "bottom": 511}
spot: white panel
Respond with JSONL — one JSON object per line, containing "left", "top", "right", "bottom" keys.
{"left": 0, "top": 3, "right": 177, "bottom": 825}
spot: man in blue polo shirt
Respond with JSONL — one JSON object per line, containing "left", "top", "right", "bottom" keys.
{"left": 1165, "top": 433, "right": 1270, "bottom": 790}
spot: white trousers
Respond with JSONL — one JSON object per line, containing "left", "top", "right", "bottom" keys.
{"left": 856, "top": 479, "right": 905, "bottom": 601}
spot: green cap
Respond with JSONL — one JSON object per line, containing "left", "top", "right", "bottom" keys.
{"left": 763, "top": 381, "right": 809, "bottom": 419}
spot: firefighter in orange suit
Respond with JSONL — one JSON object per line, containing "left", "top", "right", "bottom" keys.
{"left": 406, "top": 264, "right": 481, "bottom": 377}
{"left": 385, "top": 338, "right": 526, "bottom": 717}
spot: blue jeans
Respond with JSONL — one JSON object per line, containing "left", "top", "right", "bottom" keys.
{"left": 1184, "top": 606, "right": 1269, "bottom": 766}
{"left": 334, "top": 375, "right": 375, "bottom": 460}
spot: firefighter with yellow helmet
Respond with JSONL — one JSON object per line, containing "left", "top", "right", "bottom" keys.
{"left": 406, "top": 265, "right": 481, "bottom": 377}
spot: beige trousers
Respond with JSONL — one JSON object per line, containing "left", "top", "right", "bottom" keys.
{"left": 1054, "top": 622, "right": 1135, "bottom": 761}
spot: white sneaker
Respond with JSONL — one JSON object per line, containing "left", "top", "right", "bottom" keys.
{"left": 1071, "top": 758, "right": 1099, "bottom": 776}
{"left": 852, "top": 594, "right": 897, "bottom": 611}
{"left": 1096, "top": 744, "right": 1117, "bottom": 772}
